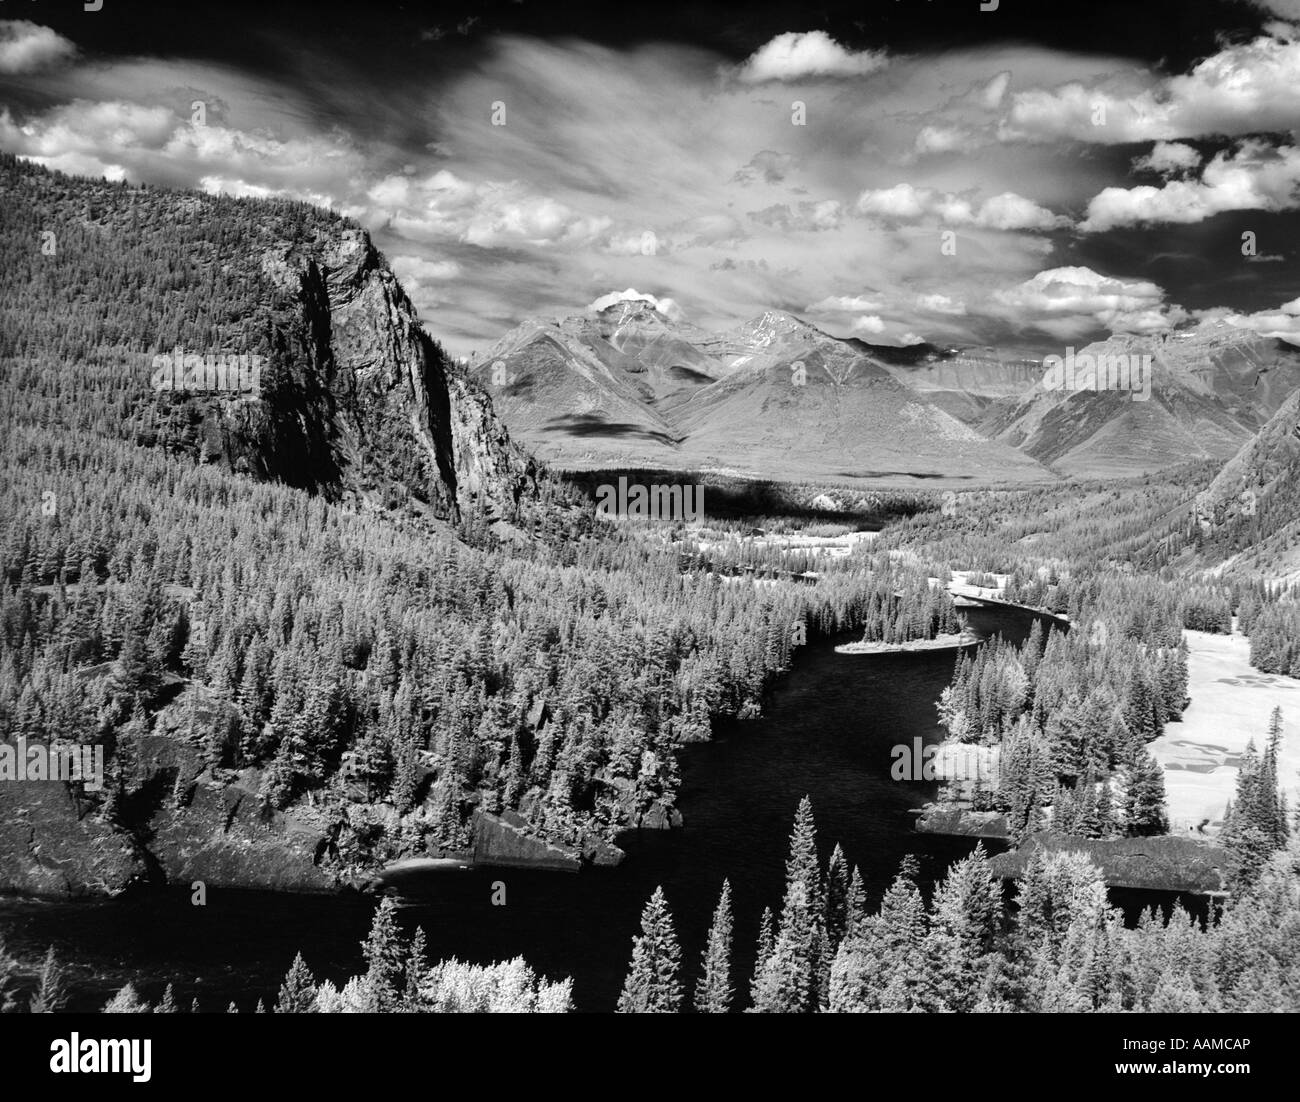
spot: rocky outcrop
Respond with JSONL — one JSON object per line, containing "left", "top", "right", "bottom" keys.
{"left": 132, "top": 215, "right": 537, "bottom": 522}
{"left": 913, "top": 805, "right": 1010, "bottom": 840}
{"left": 469, "top": 810, "right": 583, "bottom": 872}
{"left": 0, "top": 781, "right": 146, "bottom": 896}
{"left": 988, "top": 831, "right": 1228, "bottom": 893}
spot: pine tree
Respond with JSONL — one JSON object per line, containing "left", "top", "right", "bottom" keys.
{"left": 0, "top": 935, "right": 22, "bottom": 1013}
{"left": 275, "top": 952, "right": 318, "bottom": 1013}
{"left": 845, "top": 866, "right": 868, "bottom": 940}
{"left": 361, "top": 896, "right": 406, "bottom": 1011}
{"left": 784, "top": 795, "right": 822, "bottom": 913}
{"left": 751, "top": 880, "right": 816, "bottom": 1013}
{"left": 1121, "top": 746, "right": 1168, "bottom": 836}
{"left": 694, "top": 880, "right": 733, "bottom": 1014}
{"left": 616, "top": 886, "right": 682, "bottom": 1013}
{"left": 922, "top": 844, "right": 1001, "bottom": 1012}
{"left": 749, "top": 906, "right": 775, "bottom": 1008}
{"left": 102, "top": 983, "right": 150, "bottom": 1012}
{"left": 825, "top": 844, "right": 850, "bottom": 951}
{"left": 404, "top": 927, "right": 428, "bottom": 1011}
{"left": 154, "top": 984, "right": 178, "bottom": 1013}
{"left": 29, "top": 945, "right": 67, "bottom": 1013}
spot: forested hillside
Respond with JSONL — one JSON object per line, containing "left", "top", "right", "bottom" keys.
{"left": 0, "top": 158, "right": 974, "bottom": 891}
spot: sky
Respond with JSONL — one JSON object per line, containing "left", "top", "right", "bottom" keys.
{"left": 2, "top": 0, "right": 1299, "bottom": 357}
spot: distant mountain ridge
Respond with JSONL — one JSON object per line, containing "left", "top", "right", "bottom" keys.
{"left": 972, "top": 324, "right": 1300, "bottom": 478}
{"left": 470, "top": 301, "right": 1053, "bottom": 485}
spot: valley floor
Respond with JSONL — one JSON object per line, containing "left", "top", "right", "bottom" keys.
{"left": 1150, "top": 629, "right": 1300, "bottom": 833}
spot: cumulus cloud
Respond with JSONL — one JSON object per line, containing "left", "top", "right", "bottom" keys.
{"left": 850, "top": 315, "right": 887, "bottom": 335}
{"left": 991, "top": 266, "right": 1184, "bottom": 338}
{"left": 856, "top": 183, "right": 1069, "bottom": 231}
{"left": 736, "top": 31, "right": 888, "bottom": 83}
{"left": 0, "top": 20, "right": 76, "bottom": 75}
{"left": 1004, "top": 36, "right": 1300, "bottom": 144}
{"left": 366, "top": 168, "right": 614, "bottom": 248}
{"left": 391, "top": 256, "right": 462, "bottom": 303}
{"left": 1209, "top": 296, "right": 1300, "bottom": 345}
{"left": 1081, "top": 141, "right": 1300, "bottom": 232}
{"left": 913, "top": 125, "right": 983, "bottom": 156}
{"left": 587, "top": 288, "right": 682, "bottom": 319}
{"left": 1132, "top": 141, "right": 1202, "bottom": 176}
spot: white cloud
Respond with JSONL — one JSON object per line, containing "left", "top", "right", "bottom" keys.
{"left": 856, "top": 183, "right": 931, "bottom": 220}
{"left": 1004, "top": 36, "right": 1300, "bottom": 144}
{"left": 992, "top": 266, "right": 1183, "bottom": 337}
{"left": 736, "top": 31, "right": 888, "bottom": 83}
{"left": 851, "top": 315, "right": 887, "bottom": 334}
{"left": 806, "top": 294, "right": 884, "bottom": 313}
{"left": 1211, "top": 296, "right": 1300, "bottom": 345}
{"left": 914, "top": 125, "right": 981, "bottom": 156}
{"left": 1081, "top": 141, "right": 1300, "bottom": 232}
{"left": 1250, "top": 1, "right": 1300, "bottom": 21}
{"left": 856, "top": 183, "right": 1068, "bottom": 230}
{"left": 366, "top": 168, "right": 615, "bottom": 248}
{"left": 980, "top": 71, "right": 1012, "bottom": 110}
{"left": 0, "top": 20, "right": 76, "bottom": 75}
{"left": 1132, "top": 141, "right": 1202, "bottom": 176}
{"left": 915, "top": 293, "right": 967, "bottom": 315}
{"left": 587, "top": 288, "right": 682, "bottom": 320}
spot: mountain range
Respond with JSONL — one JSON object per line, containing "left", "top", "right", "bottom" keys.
{"left": 471, "top": 300, "right": 1300, "bottom": 484}
{"left": 469, "top": 301, "right": 1049, "bottom": 486}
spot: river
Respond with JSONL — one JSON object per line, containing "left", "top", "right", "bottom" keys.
{"left": 2, "top": 607, "right": 1178, "bottom": 1013}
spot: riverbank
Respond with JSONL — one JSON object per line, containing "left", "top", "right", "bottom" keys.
{"left": 834, "top": 632, "right": 972, "bottom": 655}
{"left": 914, "top": 807, "right": 1229, "bottom": 893}
{"left": 988, "top": 831, "right": 1228, "bottom": 894}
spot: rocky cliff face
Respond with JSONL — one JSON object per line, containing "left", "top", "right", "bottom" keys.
{"left": 164, "top": 224, "right": 538, "bottom": 522}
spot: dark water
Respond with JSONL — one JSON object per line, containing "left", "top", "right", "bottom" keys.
{"left": 0, "top": 637, "right": 999, "bottom": 1012}
{"left": 0, "top": 606, "right": 1098, "bottom": 1013}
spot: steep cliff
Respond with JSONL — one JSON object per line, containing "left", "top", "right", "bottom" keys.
{"left": 2, "top": 154, "right": 537, "bottom": 523}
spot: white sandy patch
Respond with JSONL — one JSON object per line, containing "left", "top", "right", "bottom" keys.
{"left": 1151, "top": 629, "right": 1300, "bottom": 834}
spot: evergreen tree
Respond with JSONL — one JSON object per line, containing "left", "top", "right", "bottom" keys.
{"left": 361, "top": 896, "right": 406, "bottom": 1011}
{"left": 403, "top": 927, "right": 428, "bottom": 1011}
{"left": 694, "top": 880, "right": 734, "bottom": 1014}
{"left": 102, "top": 983, "right": 150, "bottom": 1012}
{"left": 275, "top": 952, "right": 318, "bottom": 1013}
{"left": 0, "top": 935, "right": 21, "bottom": 1013}
{"left": 825, "top": 844, "right": 850, "bottom": 951}
{"left": 749, "top": 907, "right": 775, "bottom": 1008}
{"left": 29, "top": 945, "right": 68, "bottom": 1013}
{"left": 750, "top": 880, "right": 816, "bottom": 1013}
{"left": 845, "top": 866, "right": 868, "bottom": 940}
{"left": 616, "top": 886, "right": 682, "bottom": 1013}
